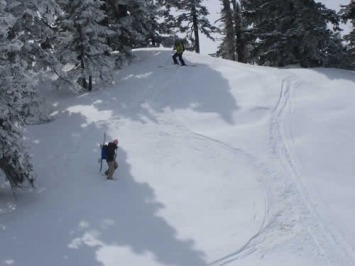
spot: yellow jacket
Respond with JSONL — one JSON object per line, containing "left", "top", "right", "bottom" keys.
{"left": 175, "top": 42, "right": 184, "bottom": 54}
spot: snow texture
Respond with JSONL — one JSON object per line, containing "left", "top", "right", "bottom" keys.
{"left": 0, "top": 49, "right": 355, "bottom": 266}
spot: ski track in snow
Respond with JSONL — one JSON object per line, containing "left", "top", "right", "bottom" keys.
{"left": 161, "top": 116, "right": 272, "bottom": 266}
{"left": 4, "top": 50, "right": 353, "bottom": 266}
{"left": 149, "top": 68, "right": 355, "bottom": 266}
{"left": 267, "top": 75, "right": 355, "bottom": 266}
{"left": 136, "top": 65, "right": 272, "bottom": 265}
{"left": 47, "top": 53, "right": 355, "bottom": 266}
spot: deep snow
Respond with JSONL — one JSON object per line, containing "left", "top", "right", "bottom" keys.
{"left": 1, "top": 48, "right": 355, "bottom": 266}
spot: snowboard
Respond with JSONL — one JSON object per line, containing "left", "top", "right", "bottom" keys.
{"left": 99, "top": 132, "right": 106, "bottom": 172}
{"left": 158, "top": 64, "right": 197, "bottom": 68}
{"left": 181, "top": 64, "right": 197, "bottom": 67}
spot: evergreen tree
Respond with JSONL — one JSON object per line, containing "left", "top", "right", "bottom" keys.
{"left": 55, "top": 0, "right": 115, "bottom": 92}
{"left": 340, "top": 0, "right": 355, "bottom": 68}
{"left": 158, "top": 0, "right": 219, "bottom": 53}
{"left": 242, "top": 0, "right": 343, "bottom": 67}
{"left": 1, "top": 0, "right": 60, "bottom": 124}
{"left": 100, "top": 0, "right": 165, "bottom": 64}
{"left": 0, "top": 0, "right": 35, "bottom": 188}
{"left": 101, "top": 1, "right": 140, "bottom": 56}
{"left": 129, "top": 0, "right": 164, "bottom": 47}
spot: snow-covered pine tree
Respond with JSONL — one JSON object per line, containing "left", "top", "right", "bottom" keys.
{"left": 100, "top": 1, "right": 137, "bottom": 60}
{"left": 340, "top": 0, "right": 355, "bottom": 68}
{"left": 293, "top": 1, "right": 344, "bottom": 68}
{"left": 242, "top": 0, "right": 343, "bottom": 67}
{"left": 4, "top": 0, "right": 60, "bottom": 124}
{"left": 28, "top": 0, "right": 64, "bottom": 73}
{"left": 99, "top": 0, "right": 164, "bottom": 66}
{"left": 0, "top": 0, "right": 35, "bottom": 188}
{"left": 127, "top": 0, "right": 163, "bottom": 48}
{"left": 55, "top": 0, "right": 115, "bottom": 92}
{"left": 158, "top": 0, "right": 219, "bottom": 53}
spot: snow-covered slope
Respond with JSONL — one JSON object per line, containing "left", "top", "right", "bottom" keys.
{"left": 1, "top": 49, "right": 355, "bottom": 266}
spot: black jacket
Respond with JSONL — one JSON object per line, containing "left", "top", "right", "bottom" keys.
{"left": 106, "top": 142, "right": 117, "bottom": 162}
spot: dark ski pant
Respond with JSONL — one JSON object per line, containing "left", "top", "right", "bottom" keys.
{"left": 172, "top": 52, "right": 185, "bottom": 65}
{"left": 107, "top": 160, "right": 118, "bottom": 179}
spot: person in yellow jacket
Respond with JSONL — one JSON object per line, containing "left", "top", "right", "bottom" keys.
{"left": 172, "top": 39, "right": 186, "bottom": 66}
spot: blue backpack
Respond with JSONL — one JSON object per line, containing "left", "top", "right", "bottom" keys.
{"left": 101, "top": 144, "right": 108, "bottom": 160}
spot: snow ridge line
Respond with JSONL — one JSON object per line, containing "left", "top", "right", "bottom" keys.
{"left": 269, "top": 76, "right": 355, "bottom": 266}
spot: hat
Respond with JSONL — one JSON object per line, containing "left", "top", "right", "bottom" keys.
{"left": 113, "top": 139, "right": 119, "bottom": 145}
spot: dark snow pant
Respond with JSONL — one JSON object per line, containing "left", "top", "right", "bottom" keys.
{"left": 172, "top": 52, "right": 185, "bottom": 65}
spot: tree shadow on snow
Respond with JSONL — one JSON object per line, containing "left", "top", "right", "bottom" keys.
{"left": 64, "top": 148, "right": 207, "bottom": 266}
{"left": 1, "top": 49, "right": 240, "bottom": 265}
{"left": 1, "top": 105, "right": 207, "bottom": 265}
{"left": 100, "top": 49, "right": 239, "bottom": 125}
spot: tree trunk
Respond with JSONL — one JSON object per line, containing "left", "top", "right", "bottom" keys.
{"left": 222, "top": 0, "right": 236, "bottom": 60}
{"left": 77, "top": 24, "right": 88, "bottom": 89}
{"left": 89, "top": 75, "right": 92, "bottom": 91}
{"left": 192, "top": 5, "right": 200, "bottom": 53}
{"left": 233, "top": 0, "right": 246, "bottom": 63}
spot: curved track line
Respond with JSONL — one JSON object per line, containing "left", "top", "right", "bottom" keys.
{"left": 269, "top": 75, "right": 355, "bottom": 266}
{"left": 139, "top": 67, "right": 354, "bottom": 265}
{"left": 154, "top": 114, "right": 284, "bottom": 266}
